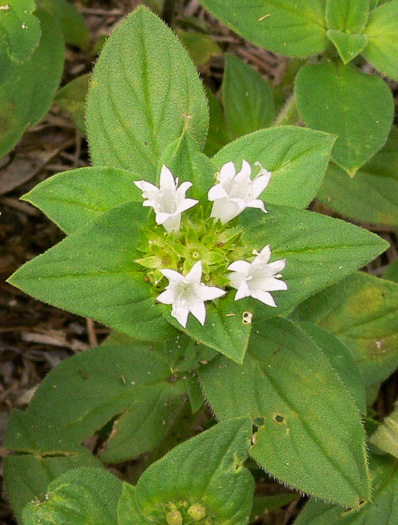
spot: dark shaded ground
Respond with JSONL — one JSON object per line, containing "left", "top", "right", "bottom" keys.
{"left": 1, "top": 1, "right": 397, "bottom": 524}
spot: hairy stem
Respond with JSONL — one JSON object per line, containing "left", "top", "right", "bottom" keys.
{"left": 274, "top": 92, "right": 300, "bottom": 127}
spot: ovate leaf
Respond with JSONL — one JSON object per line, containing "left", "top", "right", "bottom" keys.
{"left": 0, "top": 9, "right": 64, "bottom": 158}
{"left": 133, "top": 418, "right": 254, "bottom": 525}
{"left": 293, "top": 272, "right": 398, "bottom": 388}
{"left": 212, "top": 127, "right": 336, "bottom": 209}
{"left": 55, "top": 74, "right": 90, "bottom": 135}
{"left": 37, "top": 0, "right": 90, "bottom": 50}
{"left": 222, "top": 53, "right": 275, "bottom": 138}
{"left": 204, "top": 87, "right": 230, "bottom": 157}
{"left": 22, "top": 468, "right": 122, "bottom": 525}
{"left": 178, "top": 30, "right": 222, "bottom": 66}
{"left": 0, "top": 0, "right": 41, "bottom": 63}
{"left": 317, "top": 127, "right": 398, "bottom": 227}
{"left": 199, "top": 318, "right": 371, "bottom": 507}
{"left": 8, "top": 202, "right": 175, "bottom": 342}
{"left": 363, "top": 1, "right": 398, "bottom": 81}
{"left": 296, "top": 61, "right": 394, "bottom": 176}
{"left": 296, "top": 455, "right": 398, "bottom": 524}
{"left": 370, "top": 404, "right": 398, "bottom": 458}
{"left": 384, "top": 259, "right": 398, "bottom": 283}
{"left": 22, "top": 166, "right": 143, "bottom": 234}
{"left": 326, "top": 0, "right": 370, "bottom": 33}
{"left": 24, "top": 344, "right": 186, "bottom": 463}
{"left": 86, "top": 6, "right": 208, "bottom": 174}
{"left": 298, "top": 322, "right": 366, "bottom": 415}
{"left": 326, "top": 30, "right": 368, "bottom": 64}
{"left": 237, "top": 205, "right": 387, "bottom": 320}
{"left": 197, "top": 0, "right": 328, "bottom": 58}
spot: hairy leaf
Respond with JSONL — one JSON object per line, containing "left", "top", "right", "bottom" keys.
{"left": 197, "top": 0, "right": 328, "bottom": 58}
{"left": 293, "top": 272, "right": 398, "bottom": 388}
{"left": 296, "top": 61, "right": 394, "bottom": 176}
{"left": 200, "top": 318, "right": 370, "bottom": 507}
{"left": 326, "top": 0, "right": 370, "bottom": 32}
{"left": 363, "top": 0, "right": 398, "bottom": 81}
{"left": 55, "top": 74, "right": 90, "bottom": 135}
{"left": 222, "top": 53, "right": 275, "bottom": 138}
{"left": 86, "top": 6, "right": 208, "bottom": 175}
{"left": 212, "top": 127, "right": 336, "bottom": 209}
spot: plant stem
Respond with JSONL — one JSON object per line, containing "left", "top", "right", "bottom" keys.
{"left": 274, "top": 92, "right": 300, "bottom": 127}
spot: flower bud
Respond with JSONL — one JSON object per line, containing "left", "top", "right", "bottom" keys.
{"left": 166, "top": 509, "right": 183, "bottom": 525}
{"left": 187, "top": 503, "right": 207, "bottom": 521}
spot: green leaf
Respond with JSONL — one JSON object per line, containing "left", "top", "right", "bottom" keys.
{"left": 8, "top": 202, "right": 175, "bottom": 342}
{"left": 199, "top": 318, "right": 371, "bottom": 507}
{"left": 178, "top": 30, "right": 221, "bottom": 66}
{"left": 204, "top": 87, "right": 230, "bottom": 157}
{"left": 293, "top": 272, "right": 398, "bottom": 388}
{"left": 363, "top": 0, "right": 398, "bottom": 81}
{"left": 250, "top": 494, "right": 298, "bottom": 523}
{"left": 4, "top": 410, "right": 101, "bottom": 523}
{"left": 0, "top": 0, "right": 41, "bottom": 63}
{"left": 326, "top": 30, "right": 368, "bottom": 64}
{"left": 197, "top": 0, "right": 328, "bottom": 58}
{"left": 37, "top": 0, "right": 90, "bottom": 50}
{"left": 212, "top": 127, "right": 336, "bottom": 209}
{"left": 23, "top": 343, "right": 185, "bottom": 463}
{"left": 118, "top": 485, "right": 149, "bottom": 525}
{"left": 133, "top": 418, "right": 254, "bottom": 524}
{"left": 22, "top": 166, "right": 143, "bottom": 234}
{"left": 162, "top": 292, "right": 252, "bottom": 364}
{"left": 0, "top": 9, "right": 64, "bottom": 158}
{"left": 55, "top": 74, "right": 90, "bottom": 135}
{"left": 326, "top": 0, "right": 370, "bottom": 32}
{"left": 222, "top": 53, "right": 275, "bottom": 138}
{"left": 186, "top": 374, "right": 205, "bottom": 413}
{"left": 384, "top": 259, "right": 398, "bottom": 283}
{"left": 22, "top": 468, "right": 122, "bottom": 525}
{"left": 5, "top": 455, "right": 101, "bottom": 524}
{"left": 295, "top": 455, "right": 398, "bottom": 524}
{"left": 317, "top": 127, "right": 398, "bottom": 227}
{"left": 296, "top": 61, "right": 394, "bottom": 176}
{"left": 298, "top": 322, "right": 366, "bottom": 415}
{"left": 237, "top": 205, "right": 387, "bottom": 321}
{"left": 86, "top": 6, "right": 208, "bottom": 174}
{"left": 370, "top": 405, "right": 398, "bottom": 458}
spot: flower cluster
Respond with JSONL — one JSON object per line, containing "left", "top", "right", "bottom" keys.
{"left": 134, "top": 160, "right": 287, "bottom": 328}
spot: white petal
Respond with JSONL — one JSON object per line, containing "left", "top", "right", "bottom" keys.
{"left": 163, "top": 214, "right": 181, "bottom": 233}
{"left": 172, "top": 305, "right": 189, "bottom": 327}
{"left": 134, "top": 180, "right": 158, "bottom": 193}
{"left": 258, "top": 245, "right": 271, "bottom": 263}
{"left": 159, "top": 165, "right": 176, "bottom": 190}
{"left": 238, "top": 160, "right": 252, "bottom": 179}
{"left": 199, "top": 285, "right": 226, "bottom": 301}
{"left": 235, "top": 281, "right": 251, "bottom": 301}
{"left": 266, "top": 259, "right": 286, "bottom": 274}
{"left": 177, "top": 181, "right": 193, "bottom": 196}
{"left": 228, "top": 272, "right": 245, "bottom": 290}
{"left": 227, "top": 260, "right": 251, "bottom": 273}
{"left": 208, "top": 184, "right": 228, "bottom": 201}
{"left": 247, "top": 199, "right": 267, "bottom": 212}
{"left": 263, "top": 278, "right": 288, "bottom": 291}
{"left": 219, "top": 161, "right": 236, "bottom": 184}
{"left": 156, "top": 289, "right": 175, "bottom": 305}
{"left": 252, "top": 173, "right": 271, "bottom": 197}
{"left": 160, "top": 269, "right": 184, "bottom": 282}
{"left": 185, "top": 261, "right": 203, "bottom": 284}
{"left": 251, "top": 289, "right": 277, "bottom": 307}
{"left": 211, "top": 199, "right": 241, "bottom": 223}
{"left": 155, "top": 211, "right": 173, "bottom": 225}
{"left": 175, "top": 198, "right": 198, "bottom": 214}
{"left": 189, "top": 300, "right": 207, "bottom": 325}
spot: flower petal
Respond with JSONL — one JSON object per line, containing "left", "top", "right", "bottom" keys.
{"left": 185, "top": 261, "right": 203, "bottom": 284}
{"left": 266, "top": 259, "right": 287, "bottom": 274}
{"left": 200, "top": 285, "right": 226, "bottom": 301}
{"left": 247, "top": 199, "right": 267, "bottom": 212}
{"left": 251, "top": 289, "right": 277, "bottom": 307}
{"left": 235, "top": 281, "right": 251, "bottom": 301}
{"left": 219, "top": 161, "right": 236, "bottom": 184}
{"left": 159, "top": 165, "right": 176, "bottom": 190}
{"left": 189, "top": 299, "right": 207, "bottom": 326}
{"left": 175, "top": 198, "right": 198, "bottom": 214}
{"left": 160, "top": 269, "right": 184, "bottom": 282}
{"left": 172, "top": 305, "right": 189, "bottom": 327}
{"left": 208, "top": 184, "right": 228, "bottom": 201}
{"left": 228, "top": 260, "right": 251, "bottom": 273}
{"left": 156, "top": 289, "right": 175, "bottom": 305}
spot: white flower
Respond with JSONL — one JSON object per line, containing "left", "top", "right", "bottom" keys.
{"left": 134, "top": 165, "right": 198, "bottom": 233}
{"left": 208, "top": 160, "right": 272, "bottom": 223}
{"left": 157, "top": 261, "right": 226, "bottom": 327}
{"left": 228, "top": 245, "right": 287, "bottom": 307}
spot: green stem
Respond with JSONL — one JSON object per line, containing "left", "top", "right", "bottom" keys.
{"left": 273, "top": 92, "right": 299, "bottom": 127}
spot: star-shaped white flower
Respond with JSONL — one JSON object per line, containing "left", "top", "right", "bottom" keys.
{"left": 228, "top": 245, "right": 287, "bottom": 307}
{"left": 134, "top": 165, "right": 198, "bottom": 233}
{"left": 208, "top": 160, "right": 272, "bottom": 223}
{"left": 157, "top": 261, "right": 226, "bottom": 327}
